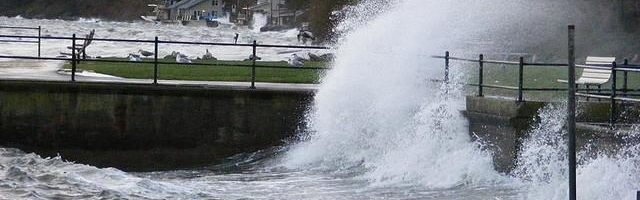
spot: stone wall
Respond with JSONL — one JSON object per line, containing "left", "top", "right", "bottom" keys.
{"left": 0, "top": 80, "right": 314, "bottom": 171}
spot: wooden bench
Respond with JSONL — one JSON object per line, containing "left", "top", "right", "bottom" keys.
{"left": 558, "top": 56, "right": 616, "bottom": 100}
{"left": 60, "top": 29, "right": 95, "bottom": 61}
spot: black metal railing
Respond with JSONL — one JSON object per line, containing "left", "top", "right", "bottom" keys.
{"left": 433, "top": 51, "right": 640, "bottom": 126}
{"left": 0, "top": 26, "right": 42, "bottom": 57}
{"left": 0, "top": 32, "right": 331, "bottom": 88}
{"left": 435, "top": 25, "right": 640, "bottom": 200}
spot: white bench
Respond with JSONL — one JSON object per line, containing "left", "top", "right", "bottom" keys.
{"left": 558, "top": 56, "right": 616, "bottom": 85}
{"left": 558, "top": 56, "right": 616, "bottom": 100}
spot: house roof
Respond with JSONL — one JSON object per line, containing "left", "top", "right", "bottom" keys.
{"left": 167, "top": 0, "right": 209, "bottom": 9}
{"left": 248, "top": 2, "right": 270, "bottom": 11}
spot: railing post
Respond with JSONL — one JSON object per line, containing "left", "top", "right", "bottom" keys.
{"left": 154, "top": 36, "right": 159, "bottom": 85}
{"left": 444, "top": 51, "right": 450, "bottom": 83}
{"left": 250, "top": 40, "right": 257, "bottom": 89}
{"left": 623, "top": 59, "right": 628, "bottom": 96}
{"left": 610, "top": 61, "right": 617, "bottom": 127}
{"left": 37, "top": 26, "right": 41, "bottom": 58}
{"left": 71, "top": 34, "right": 77, "bottom": 82}
{"left": 478, "top": 54, "right": 484, "bottom": 97}
{"left": 518, "top": 57, "right": 524, "bottom": 102}
{"left": 567, "top": 25, "right": 577, "bottom": 200}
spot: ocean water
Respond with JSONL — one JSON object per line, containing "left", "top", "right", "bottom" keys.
{"left": 0, "top": 16, "right": 326, "bottom": 61}
{"left": 1, "top": 0, "right": 640, "bottom": 199}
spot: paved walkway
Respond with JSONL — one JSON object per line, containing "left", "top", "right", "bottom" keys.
{"left": 0, "top": 60, "right": 319, "bottom": 92}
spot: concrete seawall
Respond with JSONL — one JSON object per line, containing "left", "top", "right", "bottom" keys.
{"left": 466, "top": 96, "right": 637, "bottom": 172}
{"left": 1, "top": 80, "right": 635, "bottom": 173}
{"left": 0, "top": 80, "right": 314, "bottom": 171}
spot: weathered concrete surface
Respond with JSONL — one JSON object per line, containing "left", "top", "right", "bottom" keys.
{"left": 466, "top": 96, "right": 638, "bottom": 173}
{"left": 0, "top": 80, "right": 314, "bottom": 171}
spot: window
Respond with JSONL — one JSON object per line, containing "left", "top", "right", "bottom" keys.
{"left": 212, "top": 0, "right": 218, "bottom": 6}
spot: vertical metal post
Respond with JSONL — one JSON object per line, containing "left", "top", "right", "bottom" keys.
{"left": 623, "top": 59, "right": 628, "bottom": 96}
{"left": 154, "top": 36, "right": 159, "bottom": 85}
{"left": 37, "top": 26, "right": 41, "bottom": 58}
{"left": 567, "top": 25, "right": 577, "bottom": 200}
{"left": 478, "top": 54, "right": 484, "bottom": 97}
{"left": 71, "top": 34, "right": 77, "bottom": 82}
{"left": 444, "top": 51, "right": 450, "bottom": 83}
{"left": 611, "top": 61, "right": 617, "bottom": 126}
{"left": 637, "top": 191, "right": 639, "bottom": 200}
{"left": 250, "top": 40, "right": 257, "bottom": 89}
{"left": 518, "top": 57, "right": 524, "bottom": 102}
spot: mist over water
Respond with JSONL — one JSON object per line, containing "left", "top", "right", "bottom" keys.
{"left": 251, "top": 13, "right": 268, "bottom": 33}
{"left": 0, "top": 16, "right": 318, "bottom": 61}
{"left": 513, "top": 104, "right": 640, "bottom": 199}
{"left": 1, "top": 0, "right": 639, "bottom": 199}
{"left": 284, "top": 0, "right": 640, "bottom": 199}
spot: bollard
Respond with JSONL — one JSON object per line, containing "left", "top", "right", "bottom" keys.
{"left": 610, "top": 61, "right": 617, "bottom": 127}
{"left": 250, "top": 40, "right": 257, "bottom": 89}
{"left": 478, "top": 54, "right": 484, "bottom": 97}
{"left": 154, "top": 36, "right": 159, "bottom": 85}
{"left": 71, "top": 34, "right": 77, "bottom": 82}
{"left": 37, "top": 26, "right": 41, "bottom": 58}
{"left": 567, "top": 25, "right": 577, "bottom": 200}
{"left": 518, "top": 57, "right": 524, "bottom": 102}
{"left": 444, "top": 51, "right": 450, "bottom": 83}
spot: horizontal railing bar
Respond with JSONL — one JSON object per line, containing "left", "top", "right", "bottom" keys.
{"left": 522, "top": 62, "right": 568, "bottom": 67}
{"left": 0, "top": 34, "right": 77, "bottom": 40}
{"left": 0, "top": 55, "right": 70, "bottom": 61}
{"left": 572, "top": 93, "right": 640, "bottom": 102}
{"left": 575, "top": 64, "right": 611, "bottom": 70}
{"left": 483, "top": 59, "right": 520, "bottom": 65}
{"left": 614, "top": 67, "right": 640, "bottom": 73}
{"left": 256, "top": 44, "right": 330, "bottom": 49}
{"left": 523, "top": 87, "right": 566, "bottom": 91}
{"left": 433, "top": 55, "right": 568, "bottom": 67}
{"left": 576, "top": 93, "right": 611, "bottom": 99}
{"left": 0, "top": 26, "right": 40, "bottom": 30}
{"left": 0, "top": 40, "right": 38, "bottom": 43}
{"left": 0, "top": 34, "right": 330, "bottom": 49}
{"left": 614, "top": 96, "right": 640, "bottom": 103}
{"left": 468, "top": 83, "right": 519, "bottom": 90}
{"left": 0, "top": 55, "right": 331, "bottom": 70}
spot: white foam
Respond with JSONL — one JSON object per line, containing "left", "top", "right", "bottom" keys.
{"left": 0, "top": 16, "right": 329, "bottom": 61}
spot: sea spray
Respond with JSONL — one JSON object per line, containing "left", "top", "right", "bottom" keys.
{"left": 251, "top": 13, "right": 268, "bottom": 33}
{"left": 514, "top": 104, "right": 640, "bottom": 200}
{"left": 282, "top": 0, "right": 529, "bottom": 187}
{"left": 283, "top": 0, "right": 640, "bottom": 191}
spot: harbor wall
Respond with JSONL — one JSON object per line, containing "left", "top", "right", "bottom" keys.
{"left": 466, "top": 96, "right": 635, "bottom": 172}
{"left": 0, "top": 80, "right": 314, "bottom": 171}
{"left": 0, "top": 80, "right": 634, "bottom": 173}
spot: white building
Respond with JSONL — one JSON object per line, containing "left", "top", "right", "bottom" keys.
{"left": 165, "top": 0, "right": 225, "bottom": 21}
{"left": 249, "top": 0, "right": 297, "bottom": 27}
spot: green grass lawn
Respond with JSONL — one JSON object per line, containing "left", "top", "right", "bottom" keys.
{"left": 66, "top": 58, "right": 640, "bottom": 100}
{"left": 459, "top": 63, "right": 640, "bottom": 101}
{"left": 64, "top": 58, "right": 329, "bottom": 84}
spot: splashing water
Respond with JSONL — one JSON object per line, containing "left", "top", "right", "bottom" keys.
{"left": 0, "top": 16, "right": 328, "bottom": 61}
{"left": 283, "top": 0, "right": 640, "bottom": 197}
{"left": 251, "top": 13, "right": 268, "bottom": 33}
{"left": 284, "top": 0, "right": 565, "bottom": 187}
{"left": 1, "top": 0, "right": 640, "bottom": 199}
{"left": 513, "top": 104, "right": 640, "bottom": 200}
